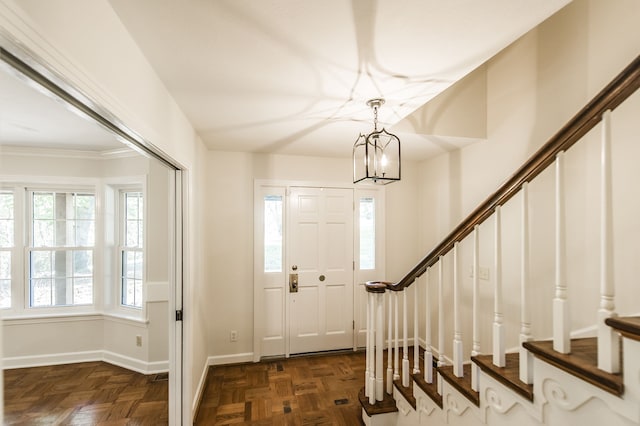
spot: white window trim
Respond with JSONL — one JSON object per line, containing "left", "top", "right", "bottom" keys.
{"left": 104, "top": 179, "right": 146, "bottom": 320}
{"left": 0, "top": 176, "right": 146, "bottom": 320}
{"left": 25, "top": 187, "right": 97, "bottom": 311}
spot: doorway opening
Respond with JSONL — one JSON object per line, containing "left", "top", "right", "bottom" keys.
{"left": 253, "top": 181, "right": 386, "bottom": 361}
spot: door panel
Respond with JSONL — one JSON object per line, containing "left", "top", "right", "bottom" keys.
{"left": 289, "top": 187, "right": 354, "bottom": 354}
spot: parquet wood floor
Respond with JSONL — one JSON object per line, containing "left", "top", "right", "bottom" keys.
{"left": 3, "top": 361, "right": 168, "bottom": 425}
{"left": 194, "top": 351, "right": 367, "bottom": 425}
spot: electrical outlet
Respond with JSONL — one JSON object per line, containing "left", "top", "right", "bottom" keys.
{"left": 230, "top": 330, "right": 238, "bottom": 342}
{"left": 136, "top": 335, "right": 142, "bottom": 347}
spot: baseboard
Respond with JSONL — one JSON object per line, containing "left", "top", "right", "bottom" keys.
{"left": 208, "top": 352, "right": 255, "bottom": 366}
{"left": 192, "top": 357, "right": 211, "bottom": 422}
{"left": 2, "top": 350, "right": 103, "bottom": 369}
{"left": 3, "top": 350, "right": 168, "bottom": 375}
{"left": 102, "top": 350, "right": 168, "bottom": 375}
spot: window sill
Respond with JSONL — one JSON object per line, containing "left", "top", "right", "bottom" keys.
{"left": 2, "top": 311, "right": 149, "bottom": 326}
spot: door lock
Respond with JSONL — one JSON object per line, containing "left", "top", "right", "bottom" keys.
{"left": 289, "top": 273, "right": 299, "bottom": 292}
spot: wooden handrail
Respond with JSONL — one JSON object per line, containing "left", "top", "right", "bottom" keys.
{"left": 374, "top": 54, "right": 640, "bottom": 293}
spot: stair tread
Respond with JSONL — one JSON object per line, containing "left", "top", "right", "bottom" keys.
{"left": 472, "top": 353, "right": 533, "bottom": 402}
{"left": 606, "top": 316, "right": 640, "bottom": 341}
{"left": 436, "top": 363, "right": 479, "bottom": 406}
{"left": 523, "top": 337, "right": 623, "bottom": 396}
{"left": 393, "top": 378, "right": 416, "bottom": 409}
{"left": 358, "top": 387, "right": 399, "bottom": 417}
{"left": 412, "top": 369, "right": 443, "bottom": 408}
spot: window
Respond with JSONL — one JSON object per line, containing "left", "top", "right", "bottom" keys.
{"left": 28, "top": 191, "right": 95, "bottom": 307}
{"left": 264, "top": 195, "right": 283, "bottom": 273}
{"left": 120, "top": 191, "right": 143, "bottom": 308}
{"left": 359, "top": 197, "right": 375, "bottom": 270}
{"left": 0, "top": 190, "right": 14, "bottom": 308}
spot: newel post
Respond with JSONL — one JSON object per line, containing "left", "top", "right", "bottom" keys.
{"left": 598, "top": 110, "right": 620, "bottom": 373}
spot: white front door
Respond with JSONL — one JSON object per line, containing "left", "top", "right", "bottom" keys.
{"left": 288, "top": 187, "right": 354, "bottom": 354}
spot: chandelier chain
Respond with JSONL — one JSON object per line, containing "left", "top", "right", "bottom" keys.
{"left": 373, "top": 103, "right": 379, "bottom": 132}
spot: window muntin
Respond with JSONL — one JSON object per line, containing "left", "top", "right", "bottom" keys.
{"left": 0, "top": 190, "right": 13, "bottom": 308}
{"left": 28, "top": 191, "right": 95, "bottom": 307}
{"left": 359, "top": 197, "right": 375, "bottom": 270}
{"left": 264, "top": 195, "right": 283, "bottom": 273}
{"left": 121, "top": 191, "right": 143, "bottom": 308}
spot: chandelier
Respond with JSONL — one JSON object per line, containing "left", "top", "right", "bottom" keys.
{"left": 352, "top": 98, "right": 401, "bottom": 184}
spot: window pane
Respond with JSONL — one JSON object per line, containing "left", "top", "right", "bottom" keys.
{"left": 122, "top": 249, "right": 143, "bottom": 308}
{"left": 33, "top": 219, "right": 54, "bottom": 247}
{"left": 359, "top": 198, "right": 375, "bottom": 270}
{"left": 31, "top": 250, "right": 52, "bottom": 278}
{"left": 73, "top": 277, "right": 93, "bottom": 305}
{"left": 124, "top": 192, "right": 143, "bottom": 248}
{"left": 0, "top": 251, "right": 10, "bottom": 308}
{"left": 264, "top": 195, "right": 283, "bottom": 273}
{"left": 31, "top": 278, "right": 52, "bottom": 307}
{"left": 74, "top": 194, "right": 95, "bottom": 220}
{"left": 73, "top": 250, "right": 93, "bottom": 276}
{"left": 33, "top": 192, "right": 54, "bottom": 220}
{"left": 73, "top": 220, "right": 95, "bottom": 246}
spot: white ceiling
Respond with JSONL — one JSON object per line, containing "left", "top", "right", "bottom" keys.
{"left": 108, "top": 0, "right": 571, "bottom": 160}
{"left": 0, "top": 0, "right": 571, "bottom": 158}
{"left": 0, "top": 63, "right": 123, "bottom": 152}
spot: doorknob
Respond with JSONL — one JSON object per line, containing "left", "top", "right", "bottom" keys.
{"left": 319, "top": 275, "right": 325, "bottom": 282}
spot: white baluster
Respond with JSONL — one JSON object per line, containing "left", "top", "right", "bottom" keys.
{"left": 471, "top": 225, "right": 480, "bottom": 391}
{"left": 387, "top": 291, "right": 393, "bottom": 394}
{"left": 365, "top": 291, "right": 371, "bottom": 398}
{"left": 598, "top": 110, "right": 620, "bottom": 373}
{"left": 403, "top": 289, "right": 410, "bottom": 387}
{"left": 437, "top": 256, "right": 444, "bottom": 395}
{"left": 425, "top": 267, "right": 433, "bottom": 384}
{"left": 368, "top": 291, "right": 376, "bottom": 403}
{"left": 520, "top": 183, "right": 534, "bottom": 384}
{"left": 493, "top": 206, "right": 506, "bottom": 367}
{"left": 394, "top": 291, "right": 400, "bottom": 381}
{"left": 553, "top": 151, "right": 570, "bottom": 354}
{"left": 376, "top": 291, "right": 384, "bottom": 401}
{"left": 453, "top": 242, "right": 464, "bottom": 377}
{"left": 414, "top": 278, "right": 420, "bottom": 375}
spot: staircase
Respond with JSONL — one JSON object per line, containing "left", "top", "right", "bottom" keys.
{"left": 359, "top": 55, "right": 640, "bottom": 426}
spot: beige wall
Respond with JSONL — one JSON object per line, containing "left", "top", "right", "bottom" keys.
{"left": 417, "top": 0, "right": 640, "bottom": 358}
{"left": 205, "top": 152, "right": 421, "bottom": 357}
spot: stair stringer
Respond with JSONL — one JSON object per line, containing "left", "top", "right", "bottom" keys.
{"left": 479, "top": 371, "right": 543, "bottom": 423}
{"left": 393, "top": 386, "right": 419, "bottom": 426}
{"left": 622, "top": 338, "right": 640, "bottom": 406}
{"left": 534, "top": 358, "right": 639, "bottom": 425}
{"left": 361, "top": 409, "right": 397, "bottom": 426}
{"left": 413, "top": 383, "right": 444, "bottom": 425}
{"left": 440, "top": 377, "right": 486, "bottom": 425}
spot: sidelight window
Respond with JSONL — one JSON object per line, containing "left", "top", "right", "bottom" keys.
{"left": 359, "top": 197, "right": 375, "bottom": 270}
{"left": 264, "top": 195, "right": 283, "bottom": 273}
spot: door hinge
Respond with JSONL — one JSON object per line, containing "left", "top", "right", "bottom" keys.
{"left": 176, "top": 310, "right": 183, "bottom": 321}
{"left": 353, "top": 320, "right": 355, "bottom": 330}
{"left": 353, "top": 261, "right": 355, "bottom": 271}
